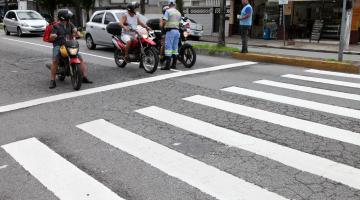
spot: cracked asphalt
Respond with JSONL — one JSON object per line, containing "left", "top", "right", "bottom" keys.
{"left": 0, "top": 32, "right": 360, "bottom": 200}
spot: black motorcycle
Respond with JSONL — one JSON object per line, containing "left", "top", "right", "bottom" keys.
{"left": 147, "top": 18, "right": 196, "bottom": 68}
{"left": 46, "top": 40, "right": 82, "bottom": 90}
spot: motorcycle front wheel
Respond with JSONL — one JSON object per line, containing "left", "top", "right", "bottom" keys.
{"left": 179, "top": 44, "right": 196, "bottom": 68}
{"left": 114, "top": 49, "right": 127, "bottom": 68}
{"left": 141, "top": 47, "right": 159, "bottom": 74}
{"left": 70, "top": 63, "right": 82, "bottom": 90}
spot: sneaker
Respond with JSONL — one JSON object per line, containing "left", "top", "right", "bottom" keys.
{"left": 82, "top": 77, "right": 93, "bottom": 84}
{"left": 49, "top": 80, "right": 56, "bottom": 89}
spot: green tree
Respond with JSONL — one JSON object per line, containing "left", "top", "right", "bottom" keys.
{"left": 140, "top": 0, "right": 146, "bottom": 15}
{"left": 176, "top": 0, "right": 184, "bottom": 16}
{"left": 79, "top": 0, "right": 95, "bottom": 23}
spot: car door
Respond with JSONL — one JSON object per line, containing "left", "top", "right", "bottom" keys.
{"left": 4, "top": 11, "right": 17, "bottom": 32}
{"left": 87, "top": 12, "right": 105, "bottom": 45}
{"left": 101, "top": 12, "right": 117, "bottom": 45}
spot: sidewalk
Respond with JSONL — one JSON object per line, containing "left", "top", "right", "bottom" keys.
{"left": 199, "top": 35, "right": 360, "bottom": 54}
{"left": 192, "top": 35, "right": 360, "bottom": 63}
{"left": 190, "top": 35, "right": 360, "bottom": 74}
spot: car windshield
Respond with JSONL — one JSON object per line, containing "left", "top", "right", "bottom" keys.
{"left": 115, "top": 12, "right": 147, "bottom": 23}
{"left": 115, "top": 12, "right": 125, "bottom": 20}
{"left": 189, "top": 18, "right": 196, "bottom": 23}
{"left": 17, "top": 12, "right": 43, "bottom": 20}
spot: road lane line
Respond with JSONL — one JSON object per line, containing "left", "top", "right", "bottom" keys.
{"left": 183, "top": 95, "right": 360, "bottom": 147}
{"left": 254, "top": 80, "right": 360, "bottom": 101}
{"left": 306, "top": 69, "right": 360, "bottom": 79}
{"left": 136, "top": 106, "right": 360, "bottom": 190}
{"left": 77, "top": 119, "right": 288, "bottom": 200}
{"left": 0, "top": 62, "right": 256, "bottom": 113}
{"left": 0, "top": 165, "right": 8, "bottom": 170}
{"left": 222, "top": 86, "right": 360, "bottom": 120}
{"left": 282, "top": 74, "right": 360, "bottom": 88}
{"left": 2, "top": 38, "right": 114, "bottom": 60}
{"left": 1, "top": 138, "right": 125, "bottom": 200}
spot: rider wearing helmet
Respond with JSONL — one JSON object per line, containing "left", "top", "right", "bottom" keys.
{"left": 160, "top": 0, "right": 181, "bottom": 70}
{"left": 49, "top": 9, "right": 92, "bottom": 89}
{"left": 119, "top": 2, "right": 151, "bottom": 63}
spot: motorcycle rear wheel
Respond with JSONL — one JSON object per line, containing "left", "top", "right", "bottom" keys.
{"left": 71, "top": 63, "right": 82, "bottom": 90}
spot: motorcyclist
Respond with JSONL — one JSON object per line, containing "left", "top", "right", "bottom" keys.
{"left": 49, "top": 9, "right": 92, "bottom": 89}
{"left": 119, "top": 2, "right": 152, "bottom": 63}
{"left": 160, "top": 0, "right": 181, "bottom": 70}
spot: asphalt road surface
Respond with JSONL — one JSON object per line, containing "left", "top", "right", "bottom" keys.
{"left": 1, "top": 32, "right": 360, "bottom": 200}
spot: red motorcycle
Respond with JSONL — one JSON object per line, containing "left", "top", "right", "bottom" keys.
{"left": 106, "top": 23, "right": 158, "bottom": 73}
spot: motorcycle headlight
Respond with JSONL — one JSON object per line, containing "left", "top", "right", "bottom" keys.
{"left": 68, "top": 48, "right": 79, "bottom": 55}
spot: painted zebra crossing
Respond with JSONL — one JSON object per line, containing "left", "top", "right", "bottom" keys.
{"left": 2, "top": 69, "right": 360, "bottom": 200}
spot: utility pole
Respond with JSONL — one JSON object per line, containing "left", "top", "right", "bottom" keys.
{"left": 338, "top": 0, "right": 348, "bottom": 61}
{"left": 140, "top": 0, "right": 145, "bottom": 15}
{"left": 217, "top": 0, "right": 226, "bottom": 46}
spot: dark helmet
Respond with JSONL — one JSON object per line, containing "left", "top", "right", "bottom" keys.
{"left": 57, "top": 9, "right": 73, "bottom": 21}
{"left": 127, "top": 2, "right": 139, "bottom": 13}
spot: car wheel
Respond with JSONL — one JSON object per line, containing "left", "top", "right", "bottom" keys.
{"left": 17, "top": 27, "right": 23, "bottom": 37}
{"left": 4, "top": 26, "right": 10, "bottom": 35}
{"left": 86, "top": 34, "right": 96, "bottom": 50}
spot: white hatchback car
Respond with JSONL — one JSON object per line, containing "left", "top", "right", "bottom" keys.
{"left": 85, "top": 10, "right": 147, "bottom": 49}
{"left": 3, "top": 10, "right": 47, "bottom": 37}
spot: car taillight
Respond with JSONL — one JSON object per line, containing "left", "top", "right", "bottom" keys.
{"left": 185, "top": 23, "right": 190, "bottom": 29}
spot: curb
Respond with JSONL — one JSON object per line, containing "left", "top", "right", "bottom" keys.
{"left": 194, "top": 48, "right": 360, "bottom": 74}
{"left": 199, "top": 39, "right": 360, "bottom": 55}
{"left": 249, "top": 44, "right": 360, "bottom": 56}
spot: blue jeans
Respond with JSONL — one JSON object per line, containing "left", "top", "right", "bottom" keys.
{"left": 165, "top": 29, "right": 180, "bottom": 57}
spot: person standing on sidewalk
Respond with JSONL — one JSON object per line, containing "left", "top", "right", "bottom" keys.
{"left": 160, "top": 0, "right": 181, "bottom": 70}
{"left": 238, "top": 0, "right": 253, "bottom": 53}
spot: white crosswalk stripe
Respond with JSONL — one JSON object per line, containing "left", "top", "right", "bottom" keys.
{"left": 77, "top": 119, "right": 288, "bottom": 200}
{"left": 306, "top": 69, "right": 360, "bottom": 79}
{"left": 221, "top": 86, "right": 360, "bottom": 120}
{"left": 3, "top": 68, "right": 360, "bottom": 199}
{"left": 136, "top": 106, "right": 360, "bottom": 190}
{"left": 254, "top": 80, "right": 360, "bottom": 101}
{"left": 282, "top": 74, "right": 360, "bottom": 88}
{"left": 1, "top": 138, "right": 125, "bottom": 200}
{"left": 183, "top": 95, "right": 360, "bottom": 147}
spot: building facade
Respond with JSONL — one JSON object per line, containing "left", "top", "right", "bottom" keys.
{"left": 229, "top": 0, "right": 360, "bottom": 43}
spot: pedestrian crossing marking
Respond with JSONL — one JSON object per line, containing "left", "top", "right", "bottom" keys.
{"left": 255, "top": 80, "right": 360, "bottom": 101}
{"left": 282, "top": 74, "right": 360, "bottom": 88}
{"left": 136, "top": 106, "right": 360, "bottom": 190}
{"left": 1, "top": 138, "right": 125, "bottom": 200}
{"left": 222, "top": 86, "right": 360, "bottom": 120}
{"left": 306, "top": 69, "right": 360, "bottom": 79}
{"left": 77, "top": 119, "right": 288, "bottom": 200}
{"left": 183, "top": 95, "right": 360, "bottom": 147}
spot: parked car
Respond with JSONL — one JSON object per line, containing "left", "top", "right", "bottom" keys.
{"left": 182, "top": 17, "right": 203, "bottom": 41}
{"left": 86, "top": 10, "right": 147, "bottom": 50}
{"left": 3, "top": 10, "right": 48, "bottom": 37}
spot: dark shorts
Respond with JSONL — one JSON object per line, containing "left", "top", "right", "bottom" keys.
{"left": 52, "top": 45, "right": 82, "bottom": 61}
